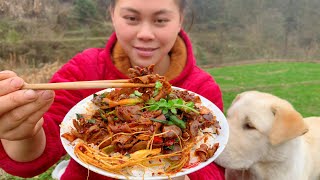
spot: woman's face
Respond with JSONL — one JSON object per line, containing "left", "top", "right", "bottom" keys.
{"left": 110, "top": 0, "right": 183, "bottom": 68}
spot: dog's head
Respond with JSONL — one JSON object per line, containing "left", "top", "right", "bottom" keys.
{"left": 215, "top": 91, "right": 308, "bottom": 169}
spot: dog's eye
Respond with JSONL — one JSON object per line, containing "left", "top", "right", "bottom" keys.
{"left": 271, "top": 108, "right": 276, "bottom": 116}
{"left": 243, "top": 122, "right": 256, "bottom": 130}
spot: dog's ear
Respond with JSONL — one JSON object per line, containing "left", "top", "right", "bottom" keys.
{"left": 231, "top": 94, "right": 242, "bottom": 105}
{"left": 269, "top": 104, "right": 309, "bottom": 145}
{"left": 231, "top": 91, "right": 257, "bottom": 106}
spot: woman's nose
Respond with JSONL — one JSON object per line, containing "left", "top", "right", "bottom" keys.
{"left": 137, "top": 22, "right": 155, "bottom": 41}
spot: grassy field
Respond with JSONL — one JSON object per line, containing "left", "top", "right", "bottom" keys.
{"left": 1, "top": 61, "right": 319, "bottom": 179}
{"left": 208, "top": 62, "right": 320, "bottom": 117}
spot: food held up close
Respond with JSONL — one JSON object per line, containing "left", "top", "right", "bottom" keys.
{"left": 61, "top": 65, "right": 221, "bottom": 178}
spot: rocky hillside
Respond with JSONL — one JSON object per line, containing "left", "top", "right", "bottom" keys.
{"left": 0, "top": 0, "right": 73, "bottom": 19}
{"left": 0, "top": 0, "right": 113, "bottom": 66}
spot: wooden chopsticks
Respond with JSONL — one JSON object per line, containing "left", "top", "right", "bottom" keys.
{"left": 22, "top": 79, "right": 155, "bottom": 90}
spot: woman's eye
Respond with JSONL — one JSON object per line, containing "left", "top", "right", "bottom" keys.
{"left": 124, "top": 16, "right": 139, "bottom": 24}
{"left": 155, "top": 19, "right": 169, "bottom": 25}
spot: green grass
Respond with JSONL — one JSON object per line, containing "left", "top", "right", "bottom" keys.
{"left": 1, "top": 61, "right": 319, "bottom": 179}
{"left": 206, "top": 62, "right": 320, "bottom": 117}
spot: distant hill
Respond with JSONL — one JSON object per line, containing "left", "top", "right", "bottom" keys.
{"left": 0, "top": 0, "right": 73, "bottom": 19}
{"left": 1, "top": 0, "right": 320, "bottom": 66}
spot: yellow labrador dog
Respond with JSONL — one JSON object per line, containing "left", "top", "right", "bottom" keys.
{"left": 215, "top": 91, "right": 320, "bottom": 180}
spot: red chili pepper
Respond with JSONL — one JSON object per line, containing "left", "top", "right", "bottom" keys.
{"left": 164, "top": 139, "right": 175, "bottom": 146}
{"left": 153, "top": 136, "right": 163, "bottom": 144}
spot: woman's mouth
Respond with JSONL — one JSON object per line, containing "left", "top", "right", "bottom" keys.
{"left": 134, "top": 47, "right": 158, "bottom": 57}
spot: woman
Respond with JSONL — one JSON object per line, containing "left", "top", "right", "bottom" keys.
{"left": 0, "top": 0, "right": 224, "bottom": 179}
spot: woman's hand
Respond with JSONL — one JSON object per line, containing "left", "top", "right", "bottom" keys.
{"left": 0, "top": 70, "right": 55, "bottom": 162}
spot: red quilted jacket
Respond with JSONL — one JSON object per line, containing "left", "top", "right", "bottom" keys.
{"left": 0, "top": 30, "right": 224, "bottom": 180}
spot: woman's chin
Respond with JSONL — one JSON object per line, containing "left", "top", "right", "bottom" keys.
{"left": 131, "top": 58, "right": 158, "bottom": 68}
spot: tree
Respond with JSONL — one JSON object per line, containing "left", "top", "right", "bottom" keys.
{"left": 73, "top": 0, "right": 97, "bottom": 24}
{"left": 283, "top": 0, "right": 298, "bottom": 56}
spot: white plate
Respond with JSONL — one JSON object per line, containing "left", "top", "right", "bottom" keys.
{"left": 60, "top": 86, "right": 229, "bottom": 180}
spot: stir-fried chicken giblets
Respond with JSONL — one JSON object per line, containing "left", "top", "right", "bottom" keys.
{"left": 62, "top": 65, "right": 220, "bottom": 166}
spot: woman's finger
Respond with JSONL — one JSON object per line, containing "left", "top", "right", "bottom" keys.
{"left": 2, "top": 91, "right": 53, "bottom": 140}
{"left": 22, "top": 91, "right": 54, "bottom": 127}
{"left": 0, "top": 89, "right": 38, "bottom": 115}
{"left": 9, "top": 101, "right": 50, "bottom": 140}
{"left": 0, "top": 70, "right": 17, "bottom": 80}
{"left": 1, "top": 118, "right": 45, "bottom": 141}
{"left": 0, "top": 77, "right": 25, "bottom": 96}
{"left": 0, "top": 90, "right": 54, "bottom": 136}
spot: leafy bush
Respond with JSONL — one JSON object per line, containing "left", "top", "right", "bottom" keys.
{"left": 73, "top": 0, "right": 97, "bottom": 24}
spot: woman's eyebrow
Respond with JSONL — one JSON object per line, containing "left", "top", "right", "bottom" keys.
{"left": 120, "top": 7, "right": 174, "bottom": 16}
{"left": 120, "top": 7, "right": 140, "bottom": 14}
{"left": 154, "top": 9, "right": 174, "bottom": 16}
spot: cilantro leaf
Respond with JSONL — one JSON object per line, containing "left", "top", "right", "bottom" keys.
{"left": 145, "top": 98, "right": 199, "bottom": 115}
{"left": 76, "top": 113, "right": 83, "bottom": 120}
{"left": 86, "top": 119, "right": 96, "bottom": 124}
